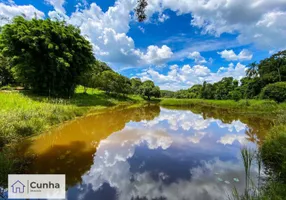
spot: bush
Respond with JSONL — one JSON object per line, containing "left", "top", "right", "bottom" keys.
{"left": 230, "top": 89, "right": 242, "bottom": 102}
{"left": 260, "top": 82, "right": 286, "bottom": 102}
{"left": 261, "top": 125, "right": 286, "bottom": 182}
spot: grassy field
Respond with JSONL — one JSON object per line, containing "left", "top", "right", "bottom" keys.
{"left": 160, "top": 98, "right": 286, "bottom": 114}
{"left": 0, "top": 86, "right": 144, "bottom": 147}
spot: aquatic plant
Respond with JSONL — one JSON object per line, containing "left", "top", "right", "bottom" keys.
{"left": 229, "top": 148, "right": 262, "bottom": 200}
{"left": 229, "top": 140, "right": 286, "bottom": 200}
{"left": 241, "top": 148, "right": 255, "bottom": 195}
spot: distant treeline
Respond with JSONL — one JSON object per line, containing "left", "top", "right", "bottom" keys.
{"left": 0, "top": 16, "right": 160, "bottom": 100}
{"left": 161, "top": 50, "right": 286, "bottom": 102}
{"left": 78, "top": 60, "right": 160, "bottom": 100}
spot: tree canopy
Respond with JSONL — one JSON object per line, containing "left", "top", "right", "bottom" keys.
{"left": 0, "top": 16, "right": 95, "bottom": 97}
{"left": 0, "top": 54, "right": 14, "bottom": 86}
{"left": 258, "top": 51, "right": 286, "bottom": 84}
{"left": 139, "top": 80, "right": 160, "bottom": 100}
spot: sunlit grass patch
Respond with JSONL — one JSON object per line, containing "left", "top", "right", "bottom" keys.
{"left": 0, "top": 87, "right": 145, "bottom": 146}
{"left": 0, "top": 92, "right": 87, "bottom": 145}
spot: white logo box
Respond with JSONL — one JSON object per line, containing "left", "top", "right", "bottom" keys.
{"left": 8, "top": 174, "right": 66, "bottom": 199}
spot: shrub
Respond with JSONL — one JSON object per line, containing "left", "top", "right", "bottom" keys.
{"left": 261, "top": 125, "right": 286, "bottom": 182}
{"left": 229, "top": 89, "right": 242, "bottom": 102}
{"left": 260, "top": 82, "right": 286, "bottom": 102}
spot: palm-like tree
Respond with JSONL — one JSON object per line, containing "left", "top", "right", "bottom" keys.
{"left": 246, "top": 62, "right": 258, "bottom": 78}
{"left": 272, "top": 51, "right": 286, "bottom": 82}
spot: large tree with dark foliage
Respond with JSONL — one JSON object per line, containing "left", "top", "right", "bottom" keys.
{"left": 131, "top": 78, "right": 142, "bottom": 94}
{"left": 139, "top": 80, "right": 160, "bottom": 100}
{"left": 0, "top": 54, "right": 14, "bottom": 86}
{"left": 213, "top": 77, "right": 238, "bottom": 100}
{"left": 0, "top": 16, "right": 94, "bottom": 97}
{"left": 258, "top": 50, "right": 286, "bottom": 84}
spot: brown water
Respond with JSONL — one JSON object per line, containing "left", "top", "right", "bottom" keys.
{"left": 20, "top": 104, "right": 272, "bottom": 200}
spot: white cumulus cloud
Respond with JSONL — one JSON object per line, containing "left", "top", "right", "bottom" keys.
{"left": 0, "top": 3, "right": 45, "bottom": 25}
{"left": 45, "top": 0, "right": 66, "bottom": 13}
{"left": 46, "top": 1, "right": 172, "bottom": 67}
{"left": 218, "top": 49, "right": 253, "bottom": 61}
{"left": 142, "top": 45, "right": 173, "bottom": 65}
{"left": 188, "top": 51, "right": 207, "bottom": 64}
{"left": 1, "top": 0, "right": 285, "bottom": 68}
{"left": 145, "top": 0, "right": 286, "bottom": 50}
{"left": 137, "top": 62, "right": 247, "bottom": 91}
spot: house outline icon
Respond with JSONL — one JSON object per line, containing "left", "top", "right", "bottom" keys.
{"left": 11, "top": 180, "right": 25, "bottom": 193}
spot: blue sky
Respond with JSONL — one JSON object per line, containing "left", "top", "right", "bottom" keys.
{"left": 1, "top": 0, "right": 286, "bottom": 90}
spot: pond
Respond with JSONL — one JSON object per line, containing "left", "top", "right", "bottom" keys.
{"left": 20, "top": 104, "right": 272, "bottom": 200}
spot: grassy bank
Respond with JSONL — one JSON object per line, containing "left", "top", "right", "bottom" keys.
{"left": 160, "top": 98, "right": 286, "bottom": 114}
{"left": 2, "top": 94, "right": 285, "bottom": 147}
{"left": 0, "top": 87, "right": 144, "bottom": 147}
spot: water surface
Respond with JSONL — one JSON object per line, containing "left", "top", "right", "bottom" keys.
{"left": 22, "top": 105, "right": 272, "bottom": 200}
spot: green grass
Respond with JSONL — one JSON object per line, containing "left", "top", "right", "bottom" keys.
{"left": 160, "top": 98, "right": 286, "bottom": 114}
{"left": 261, "top": 125, "right": 286, "bottom": 182}
{"left": 0, "top": 86, "right": 145, "bottom": 147}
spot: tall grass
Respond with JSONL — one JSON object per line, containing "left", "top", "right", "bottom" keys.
{"left": 0, "top": 146, "right": 34, "bottom": 199}
{"left": 229, "top": 148, "right": 261, "bottom": 200}
{"left": 241, "top": 148, "right": 255, "bottom": 195}
{"left": 261, "top": 125, "right": 286, "bottom": 182}
{"left": 230, "top": 144, "right": 286, "bottom": 200}
{"left": 0, "top": 88, "right": 144, "bottom": 146}
{"left": 0, "top": 92, "right": 86, "bottom": 146}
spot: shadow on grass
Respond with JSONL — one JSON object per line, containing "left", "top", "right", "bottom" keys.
{"left": 11, "top": 89, "right": 158, "bottom": 107}
{"left": 0, "top": 139, "right": 34, "bottom": 188}
{"left": 70, "top": 92, "right": 116, "bottom": 107}
{"left": 69, "top": 92, "right": 144, "bottom": 107}
{"left": 141, "top": 97, "right": 161, "bottom": 103}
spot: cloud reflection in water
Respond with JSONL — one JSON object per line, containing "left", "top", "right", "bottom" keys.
{"left": 68, "top": 108, "right": 258, "bottom": 200}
